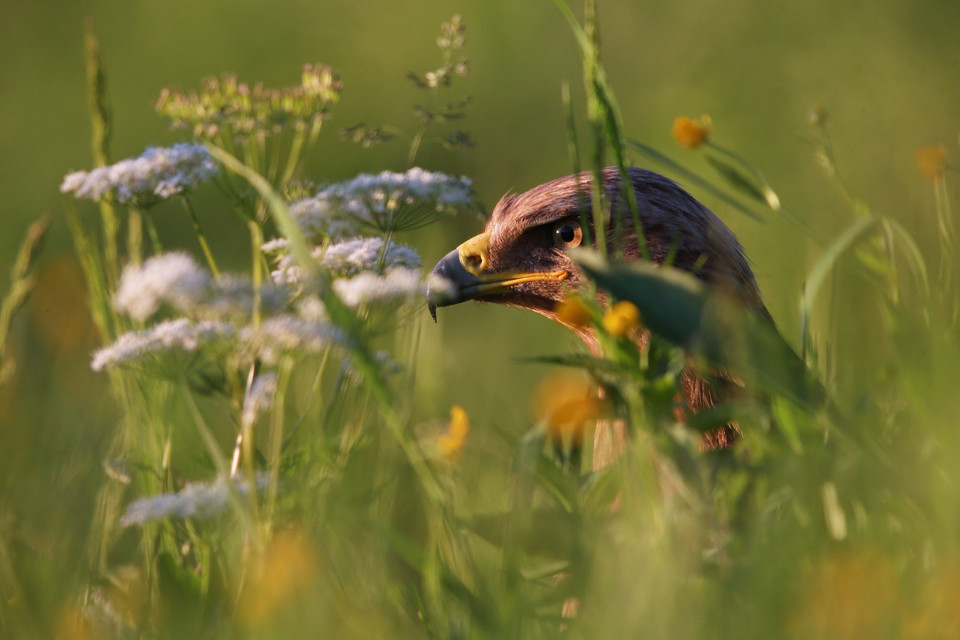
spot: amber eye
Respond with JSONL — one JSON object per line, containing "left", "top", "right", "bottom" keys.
{"left": 551, "top": 220, "right": 583, "bottom": 249}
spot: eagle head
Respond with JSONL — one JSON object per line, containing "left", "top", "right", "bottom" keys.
{"left": 428, "top": 166, "right": 768, "bottom": 333}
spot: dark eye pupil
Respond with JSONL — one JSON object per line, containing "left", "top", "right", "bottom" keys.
{"left": 559, "top": 226, "right": 575, "bottom": 243}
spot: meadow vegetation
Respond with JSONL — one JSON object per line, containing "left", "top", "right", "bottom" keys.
{"left": 1, "top": 2, "right": 959, "bottom": 639}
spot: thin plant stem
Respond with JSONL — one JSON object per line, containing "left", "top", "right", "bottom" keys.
{"left": 281, "top": 129, "right": 307, "bottom": 186}
{"left": 84, "top": 21, "right": 119, "bottom": 288}
{"left": 143, "top": 211, "right": 162, "bottom": 256}
{"left": 248, "top": 220, "right": 264, "bottom": 327}
{"left": 181, "top": 197, "right": 220, "bottom": 277}
{"left": 127, "top": 206, "right": 144, "bottom": 266}
{"left": 265, "top": 357, "right": 294, "bottom": 527}
{"left": 179, "top": 379, "right": 261, "bottom": 546}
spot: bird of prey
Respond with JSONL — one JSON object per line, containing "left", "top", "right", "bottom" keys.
{"left": 427, "top": 166, "right": 774, "bottom": 458}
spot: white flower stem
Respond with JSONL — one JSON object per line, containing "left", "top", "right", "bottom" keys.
{"left": 248, "top": 220, "right": 264, "bottom": 327}
{"left": 180, "top": 379, "right": 261, "bottom": 547}
{"left": 127, "top": 206, "right": 144, "bottom": 266}
{"left": 143, "top": 212, "right": 162, "bottom": 256}
{"left": 265, "top": 357, "right": 293, "bottom": 528}
{"left": 181, "top": 197, "right": 220, "bottom": 278}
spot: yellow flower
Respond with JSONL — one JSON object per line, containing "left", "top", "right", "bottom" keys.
{"left": 672, "top": 114, "right": 712, "bottom": 149}
{"left": 531, "top": 372, "right": 607, "bottom": 447}
{"left": 602, "top": 301, "right": 640, "bottom": 337}
{"left": 437, "top": 405, "right": 470, "bottom": 460}
{"left": 554, "top": 295, "right": 592, "bottom": 329}
{"left": 901, "top": 563, "right": 960, "bottom": 639}
{"left": 237, "top": 530, "right": 320, "bottom": 629}
{"left": 789, "top": 549, "right": 899, "bottom": 640}
{"left": 916, "top": 146, "right": 948, "bottom": 184}
{"left": 55, "top": 605, "right": 95, "bottom": 640}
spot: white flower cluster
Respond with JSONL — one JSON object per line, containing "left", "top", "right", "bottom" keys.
{"left": 91, "top": 318, "right": 235, "bottom": 371}
{"left": 61, "top": 143, "right": 219, "bottom": 206}
{"left": 114, "top": 253, "right": 286, "bottom": 322}
{"left": 114, "top": 253, "right": 210, "bottom": 321}
{"left": 242, "top": 373, "right": 278, "bottom": 427}
{"left": 120, "top": 474, "right": 270, "bottom": 526}
{"left": 333, "top": 267, "right": 425, "bottom": 308}
{"left": 269, "top": 237, "right": 421, "bottom": 286}
{"left": 288, "top": 168, "right": 474, "bottom": 240}
{"left": 241, "top": 314, "right": 347, "bottom": 365}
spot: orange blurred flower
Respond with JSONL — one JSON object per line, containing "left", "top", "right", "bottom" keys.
{"left": 602, "top": 301, "right": 640, "bottom": 337}
{"left": 902, "top": 563, "right": 960, "bottom": 639}
{"left": 672, "top": 115, "right": 712, "bottom": 149}
{"left": 531, "top": 372, "right": 607, "bottom": 447}
{"left": 789, "top": 549, "right": 899, "bottom": 640}
{"left": 554, "top": 295, "right": 592, "bottom": 329}
{"left": 237, "top": 529, "right": 320, "bottom": 628}
{"left": 437, "top": 405, "right": 470, "bottom": 461}
{"left": 916, "top": 146, "right": 948, "bottom": 184}
{"left": 55, "top": 605, "right": 95, "bottom": 640}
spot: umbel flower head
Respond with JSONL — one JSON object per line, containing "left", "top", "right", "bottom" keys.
{"left": 61, "top": 143, "right": 219, "bottom": 207}
{"left": 267, "top": 236, "right": 422, "bottom": 287}
{"left": 120, "top": 473, "right": 270, "bottom": 526}
{"left": 286, "top": 168, "right": 476, "bottom": 240}
{"left": 156, "top": 65, "right": 342, "bottom": 141}
{"left": 91, "top": 318, "right": 236, "bottom": 372}
{"left": 332, "top": 267, "right": 426, "bottom": 309}
{"left": 114, "top": 252, "right": 287, "bottom": 322}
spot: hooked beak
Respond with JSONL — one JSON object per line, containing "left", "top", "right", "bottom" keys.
{"left": 426, "top": 231, "right": 568, "bottom": 321}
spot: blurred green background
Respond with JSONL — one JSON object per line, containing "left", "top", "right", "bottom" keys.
{"left": 0, "top": 0, "right": 958, "bottom": 613}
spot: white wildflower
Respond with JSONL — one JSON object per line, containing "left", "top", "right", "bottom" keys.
{"left": 120, "top": 474, "right": 270, "bottom": 526}
{"left": 242, "top": 373, "right": 278, "bottom": 427}
{"left": 287, "top": 168, "right": 474, "bottom": 240}
{"left": 333, "top": 267, "right": 425, "bottom": 308}
{"left": 200, "top": 275, "right": 289, "bottom": 319}
{"left": 114, "top": 253, "right": 210, "bottom": 321}
{"left": 288, "top": 193, "right": 362, "bottom": 242}
{"left": 426, "top": 272, "right": 457, "bottom": 305}
{"left": 60, "top": 143, "right": 219, "bottom": 206}
{"left": 320, "top": 237, "right": 421, "bottom": 276}
{"left": 91, "top": 318, "right": 235, "bottom": 371}
{"left": 260, "top": 237, "right": 289, "bottom": 253}
{"left": 270, "top": 236, "right": 421, "bottom": 286}
{"left": 296, "top": 295, "right": 328, "bottom": 322}
{"left": 241, "top": 314, "right": 346, "bottom": 365}
{"left": 113, "top": 253, "right": 290, "bottom": 322}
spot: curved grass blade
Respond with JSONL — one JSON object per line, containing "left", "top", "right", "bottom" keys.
{"left": 800, "top": 215, "right": 877, "bottom": 359}
{"left": 629, "top": 141, "right": 765, "bottom": 222}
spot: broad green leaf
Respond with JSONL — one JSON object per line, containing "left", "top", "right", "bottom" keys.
{"left": 575, "top": 249, "right": 822, "bottom": 410}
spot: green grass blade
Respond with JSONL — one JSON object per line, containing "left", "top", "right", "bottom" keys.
{"left": 629, "top": 141, "right": 766, "bottom": 222}
{"left": 800, "top": 215, "right": 878, "bottom": 356}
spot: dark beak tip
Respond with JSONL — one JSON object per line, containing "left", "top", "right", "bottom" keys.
{"left": 428, "top": 303, "right": 438, "bottom": 323}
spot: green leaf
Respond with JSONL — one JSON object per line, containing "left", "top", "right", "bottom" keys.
{"left": 517, "top": 353, "right": 623, "bottom": 375}
{"left": 574, "top": 249, "right": 822, "bottom": 410}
